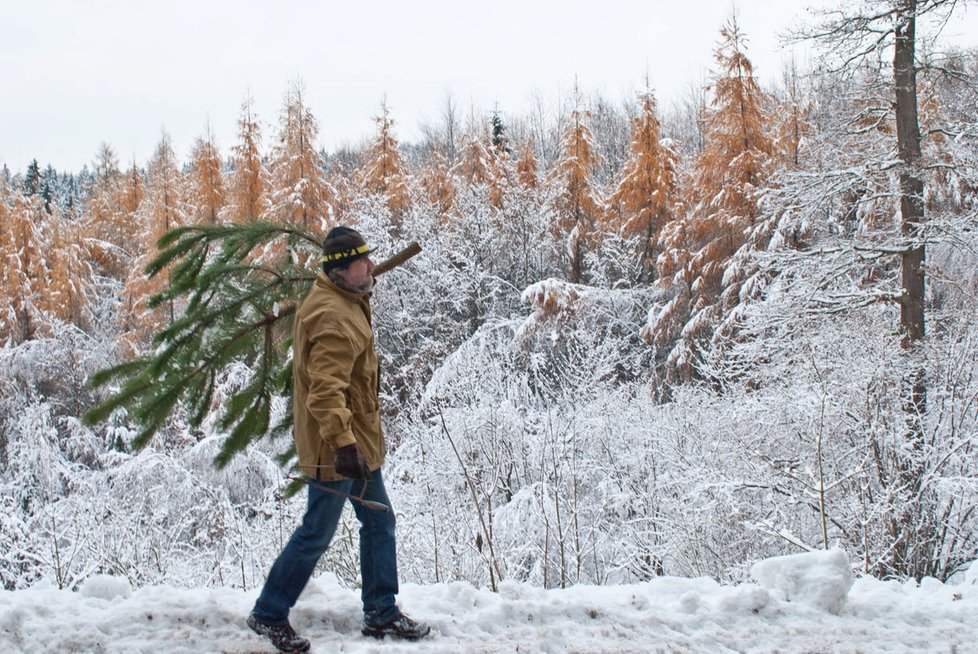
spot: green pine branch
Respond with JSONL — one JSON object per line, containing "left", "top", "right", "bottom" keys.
{"left": 84, "top": 221, "right": 320, "bottom": 468}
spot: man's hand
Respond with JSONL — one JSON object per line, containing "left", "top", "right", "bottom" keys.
{"left": 335, "top": 444, "right": 371, "bottom": 479}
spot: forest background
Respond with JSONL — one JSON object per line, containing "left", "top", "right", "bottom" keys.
{"left": 1, "top": 3, "right": 977, "bottom": 599}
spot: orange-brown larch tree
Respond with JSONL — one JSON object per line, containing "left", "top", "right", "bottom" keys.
{"left": 420, "top": 149, "right": 456, "bottom": 217}
{"left": 515, "top": 138, "right": 540, "bottom": 190}
{"left": 646, "top": 17, "right": 776, "bottom": 380}
{"left": 268, "top": 82, "right": 334, "bottom": 240}
{"left": 118, "top": 161, "right": 146, "bottom": 220}
{"left": 119, "top": 133, "right": 188, "bottom": 353}
{"left": 83, "top": 144, "right": 126, "bottom": 277}
{"left": 358, "top": 102, "right": 411, "bottom": 219}
{"left": 85, "top": 156, "right": 146, "bottom": 280}
{"left": 487, "top": 114, "right": 515, "bottom": 209}
{"left": 39, "top": 211, "right": 94, "bottom": 330}
{"left": 548, "top": 103, "right": 605, "bottom": 284}
{"left": 454, "top": 127, "right": 509, "bottom": 209}
{"left": 454, "top": 129, "right": 493, "bottom": 186}
{"left": 187, "top": 129, "right": 226, "bottom": 225}
{"left": 226, "top": 97, "right": 271, "bottom": 225}
{"left": 0, "top": 190, "right": 48, "bottom": 343}
{"left": 608, "top": 88, "right": 679, "bottom": 281}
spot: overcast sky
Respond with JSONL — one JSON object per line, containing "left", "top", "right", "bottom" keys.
{"left": 3, "top": 0, "right": 977, "bottom": 174}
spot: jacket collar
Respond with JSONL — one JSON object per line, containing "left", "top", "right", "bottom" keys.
{"left": 316, "top": 272, "right": 372, "bottom": 306}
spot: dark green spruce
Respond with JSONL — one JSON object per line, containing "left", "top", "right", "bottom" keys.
{"left": 83, "top": 221, "right": 322, "bottom": 468}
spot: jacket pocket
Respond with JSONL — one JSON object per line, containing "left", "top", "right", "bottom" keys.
{"left": 352, "top": 409, "right": 385, "bottom": 464}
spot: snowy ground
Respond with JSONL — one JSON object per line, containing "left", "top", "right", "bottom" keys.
{"left": 1, "top": 549, "right": 976, "bottom": 654}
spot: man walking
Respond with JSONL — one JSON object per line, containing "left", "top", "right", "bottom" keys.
{"left": 247, "top": 226, "right": 430, "bottom": 652}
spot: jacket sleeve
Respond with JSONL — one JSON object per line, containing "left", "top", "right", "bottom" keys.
{"left": 305, "top": 327, "right": 359, "bottom": 449}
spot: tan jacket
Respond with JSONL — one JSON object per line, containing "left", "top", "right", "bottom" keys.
{"left": 293, "top": 273, "right": 384, "bottom": 481}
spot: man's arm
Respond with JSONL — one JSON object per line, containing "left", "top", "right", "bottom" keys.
{"left": 304, "top": 329, "right": 357, "bottom": 449}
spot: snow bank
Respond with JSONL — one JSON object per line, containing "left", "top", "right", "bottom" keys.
{"left": 2, "top": 564, "right": 977, "bottom": 653}
{"left": 79, "top": 574, "right": 132, "bottom": 601}
{"left": 750, "top": 547, "right": 852, "bottom": 614}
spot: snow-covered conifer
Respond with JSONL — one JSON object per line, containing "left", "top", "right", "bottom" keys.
{"left": 225, "top": 96, "right": 271, "bottom": 225}
{"left": 548, "top": 97, "right": 605, "bottom": 284}
{"left": 37, "top": 211, "right": 94, "bottom": 331}
{"left": 453, "top": 125, "right": 511, "bottom": 210}
{"left": 118, "top": 133, "right": 188, "bottom": 353}
{"left": 0, "top": 191, "right": 47, "bottom": 343}
{"left": 267, "top": 82, "right": 334, "bottom": 240}
{"left": 608, "top": 87, "right": 679, "bottom": 281}
{"left": 515, "top": 138, "right": 540, "bottom": 190}
{"left": 187, "top": 129, "right": 226, "bottom": 226}
{"left": 646, "top": 16, "right": 775, "bottom": 381}
{"left": 357, "top": 101, "right": 411, "bottom": 219}
{"left": 419, "top": 148, "right": 456, "bottom": 216}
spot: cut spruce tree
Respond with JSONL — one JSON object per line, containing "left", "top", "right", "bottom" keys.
{"left": 83, "top": 220, "right": 418, "bottom": 468}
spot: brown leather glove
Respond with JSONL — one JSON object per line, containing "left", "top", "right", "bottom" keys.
{"left": 334, "top": 444, "right": 371, "bottom": 479}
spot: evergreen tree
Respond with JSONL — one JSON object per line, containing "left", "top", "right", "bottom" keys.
{"left": 84, "top": 220, "right": 336, "bottom": 465}
{"left": 490, "top": 110, "right": 511, "bottom": 155}
{"left": 23, "top": 159, "right": 41, "bottom": 197}
{"left": 57, "top": 171, "right": 81, "bottom": 218}
{"left": 40, "top": 165, "right": 58, "bottom": 214}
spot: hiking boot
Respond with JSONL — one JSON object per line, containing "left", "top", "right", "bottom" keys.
{"left": 247, "top": 613, "right": 311, "bottom": 653}
{"left": 362, "top": 613, "right": 431, "bottom": 640}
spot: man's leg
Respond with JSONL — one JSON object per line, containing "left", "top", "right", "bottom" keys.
{"left": 252, "top": 478, "right": 351, "bottom": 622}
{"left": 351, "top": 470, "right": 400, "bottom": 625}
{"left": 355, "top": 474, "right": 430, "bottom": 641}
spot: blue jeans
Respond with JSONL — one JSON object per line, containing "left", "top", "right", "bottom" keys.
{"left": 252, "top": 471, "right": 400, "bottom": 626}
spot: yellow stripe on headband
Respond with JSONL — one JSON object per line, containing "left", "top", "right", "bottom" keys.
{"left": 322, "top": 244, "right": 371, "bottom": 263}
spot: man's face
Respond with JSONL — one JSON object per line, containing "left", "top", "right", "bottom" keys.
{"left": 337, "top": 256, "right": 375, "bottom": 293}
